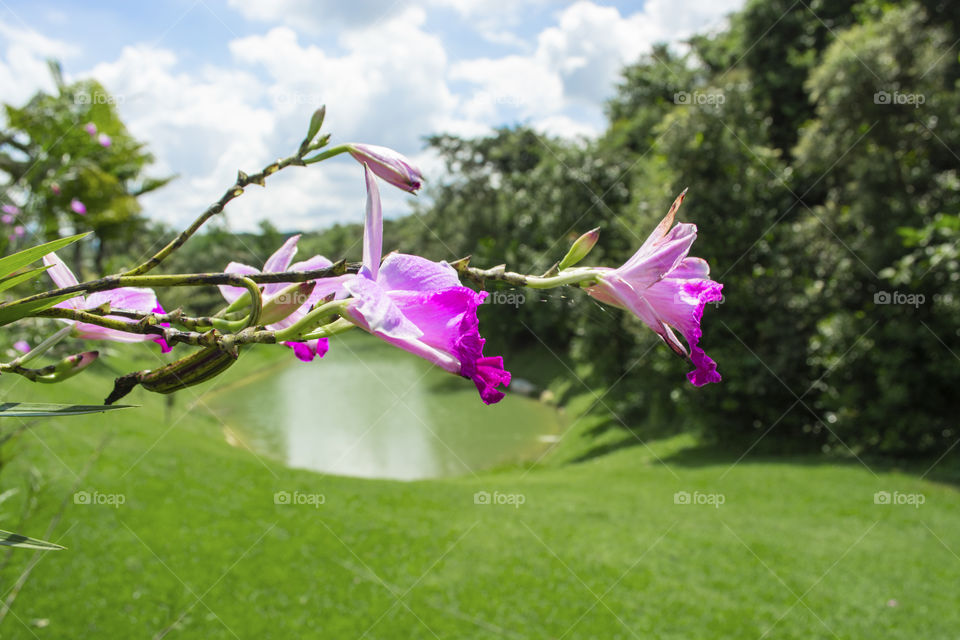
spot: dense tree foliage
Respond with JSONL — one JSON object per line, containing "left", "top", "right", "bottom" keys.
{"left": 303, "top": 0, "right": 958, "bottom": 455}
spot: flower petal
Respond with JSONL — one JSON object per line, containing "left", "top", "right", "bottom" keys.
{"left": 217, "top": 262, "right": 260, "bottom": 303}
{"left": 362, "top": 163, "right": 383, "bottom": 280}
{"left": 261, "top": 235, "right": 301, "bottom": 297}
{"left": 378, "top": 253, "right": 461, "bottom": 292}
{"left": 282, "top": 338, "right": 330, "bottom": 362}
{"left": 344, "top": 277, "right": 421, "bottom": 340}
{"left": 42, "top": 252, "right": 83, "bottom": 309}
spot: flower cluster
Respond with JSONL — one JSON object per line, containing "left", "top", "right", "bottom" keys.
{"left": 12, "top": 113, "right": 722, "bottom": 405}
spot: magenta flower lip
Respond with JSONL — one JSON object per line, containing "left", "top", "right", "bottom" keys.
{"left": 586, "top": 190, "right": 723, "bottom": 386}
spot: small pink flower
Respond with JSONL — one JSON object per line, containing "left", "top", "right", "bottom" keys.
{"left": 1, "top": 214, "right": 14, "bottom": 225}
{"left": 97, "top": 133, "right": 112, "bottom": 147}
{"left": 70, "top": 199, "right": 87, "bottom": 215}
{"left": 1, "top": 204, "right": 19, "bottom": 216}
{"left": 13, "top": 340, "right": 30, "bottom": 354}
{"left": 51, "top": 183, "right": 62, "bottom": 195}
{"left": 217, "top": 235, "right": 349, "bottom": 363}
{"left": 42, "top": 252, "right": 166, "bottom": 348}
{"left": 585, "top": 191, "right": 723, "bottom": 386}
{"left": 12, "top": 225, "right": 25, "bottom": 238}
{"left": 84, "top": 122, "right": 97, "bottom": 136}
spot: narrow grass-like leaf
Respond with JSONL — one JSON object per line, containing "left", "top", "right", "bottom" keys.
{"left": 0, "top": 529, "right": 65, "bottom": 550}
{"left": 0, "top": 402, "right": 134, "bottom": 417}
{"left": 0, "top": 264, "right": 52, "bottom": 295}
{"left": 0, "top": 292, "right": 83, "bottom": 326}
{"left": 0, "top": 232, "right": 89, "bottom": 280}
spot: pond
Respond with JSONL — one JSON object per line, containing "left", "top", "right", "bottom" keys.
{"left": 208, "top": 335, "right": 565, "bottom": 480}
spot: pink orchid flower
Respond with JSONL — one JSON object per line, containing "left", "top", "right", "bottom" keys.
{"left": 343, "top": 164, "right": 510, "bottom": 404}
{"left": 2, "top": 214, "right": 15, "bottom": 225}
{"left": 97, "top": 133, "right": 112, "bottom": 148}
{"left": 346, "top": 143, "right": 423, "bottom": 193}
{"left": 84, "top": 122, "right": 97, "bottom": 136}
{"left": 43, "top": 252, "right": 168, "bottom": 349}
{"left": 585, "top": 191, "right": 723, "bottom": 386}
{"left": 217, "top": 235, "right": 350, "bottom": 362}
{"left": 1, "top": 204, "right": 19, "bottom": 216}
{"left": 13, "top": 340, "right": 30, "bottom": 354}
{"left": 70, "top": 199, "right": 86, "bottom": 215}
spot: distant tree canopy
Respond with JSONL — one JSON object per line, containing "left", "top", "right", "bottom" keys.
{"left": 304, "top": 0, "right": 959, "bottom": 455}
{"left": 0, "top": 61, "right": 171, "bottom": 276}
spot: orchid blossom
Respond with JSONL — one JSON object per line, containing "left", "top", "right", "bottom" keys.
{"left": 217, "top": 235, "right": 349, "bottom": 362}
{"left": 42, "top": 252, "right": 169, "bottom": 351}
{"left": 585, "top": 192, "right": 723, "bottom": 386}
{"left": 342, "top": 164, "right": 511, "bottom": 404}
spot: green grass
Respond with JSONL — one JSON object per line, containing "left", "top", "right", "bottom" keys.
{"left": 0, "top": 343, "right": 957, "bottom": 638}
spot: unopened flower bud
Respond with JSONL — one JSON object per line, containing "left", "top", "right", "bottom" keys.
{"left": 33, "top": 351, "right": 99, "bottom": 384}
{"left": 260, "top": 281, "right": 315, "bottom": 325}
{"left": 346, "top": 143, "right": 423, "bottom": 193}
{"left": 558, "top": 227, "right": 600, "bottom": 270}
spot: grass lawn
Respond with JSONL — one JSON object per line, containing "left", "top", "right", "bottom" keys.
{"left": 0, "top": 343, "right": 957, "bottom": 638}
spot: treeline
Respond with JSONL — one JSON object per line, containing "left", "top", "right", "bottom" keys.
{"left": 4, "top": 1, "right": 958, "bottom": 456}
{"left": 302, "top": 0, "right": 960, "bottom": 456}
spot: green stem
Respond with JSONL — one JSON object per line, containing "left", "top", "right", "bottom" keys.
{"left": 9, "top": 324, "right": 73, "bottom": 367}
{"left": 273, "top": 300, "right": 349, "bottom": 342}
{"left": 302, "top": 144, "right": 350, "bottom": 165}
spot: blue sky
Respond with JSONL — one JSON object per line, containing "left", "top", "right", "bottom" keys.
{"left": 0, "top": 0, "right": 744, "bottom": 231}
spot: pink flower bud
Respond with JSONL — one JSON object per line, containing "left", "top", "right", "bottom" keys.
{"left": 98, "top": 133, "right": 112, "bottom": 147}
{"left": 70, "top": 199, "right": 87, "bottom": 215}
{"left": 346, "top": 143, "right": 423, "bottom": 193}
{"left": 84, "top": 122, "right": 97, "bottom": 136}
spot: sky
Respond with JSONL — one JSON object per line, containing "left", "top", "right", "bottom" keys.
{"left": 0, "top": 0, "right": 744, "bottom": 232}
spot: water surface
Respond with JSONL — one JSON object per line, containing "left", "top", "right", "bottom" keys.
{"left": 210, "top": 336, "right": 563, "bottom": 479}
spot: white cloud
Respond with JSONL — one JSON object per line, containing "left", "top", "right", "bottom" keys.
{"left": 0, "top": 21, "right": 76, "bottom": 105}
{"left": 3, "top": 1, "right": 746, "bottom": 232}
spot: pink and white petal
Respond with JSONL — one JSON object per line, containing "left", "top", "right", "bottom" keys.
{"left": 618, "top": 223, "right": 697, "bottom": 286}
{"left": 266, "top": 254, "right": 334, "bottom": 299}
{"left": 362, "top": 164, "right": 383, "bottom": 279}
{"left": 42, "top": 253, "right": 83, "bottom": 309}
{"left": 88, "top": 287, "right": 158, "bottom": 313}
{"left": 670, "top": 257, "right": 711, "bottom": 280}
{"left": 378, "top": 253, "right": 461, "bottom": 293}
{"left": 263, "top": 235, "right": 300, "bottom": 274}
{"left": 218, "top": 262, "right": 260, "bottom": 303}
{"left": 344, "top": 277, "right": 421, "bottom": 340}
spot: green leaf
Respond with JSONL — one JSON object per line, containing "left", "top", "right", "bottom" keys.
{"left": 0, "top": 264, "right": 51, "bottom": 294}
{"left": 0, "top": 291, "right": 83, "bottom": 326}
{"left": 0, "top": 402, "right": 134, "bottom": 417}
{"left": 0, "top": 528, "right": 65, "bottom": 551}
{"left": 0, "top": 232, "right": 89, "bottom": 281}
